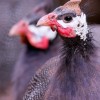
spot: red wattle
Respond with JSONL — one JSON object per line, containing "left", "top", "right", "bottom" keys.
{"left": 57, "top": 27, "right": 76, "bottom": 38}
{"left": 48, "top": 19, "right": 76, "bottom": 38}
{"left": 33, "top": 37, "right": 49, "bottom": 49}
{"left": 26, "top": 32, "right": 49, "bottom": 49}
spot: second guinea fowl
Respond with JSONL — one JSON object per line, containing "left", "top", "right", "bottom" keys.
{"left": 9, "top": 9, "right": 59, "bottom": 100}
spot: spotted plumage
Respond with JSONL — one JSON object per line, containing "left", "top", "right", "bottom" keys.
{"left": 23, "top": 56, "right": 60, "bottom": 100}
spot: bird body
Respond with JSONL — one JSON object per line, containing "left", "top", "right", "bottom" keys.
{"left": 24, "top": 31, "right": 100, "bottom": 100}
{"left": 10, "top": 5, "right": 59, "bottom": 99}
{"left": 23, "top": 0, "right": 100, "bottom": 100}
{"left": 12, "top": 41, "right": 59, "bottom": 100}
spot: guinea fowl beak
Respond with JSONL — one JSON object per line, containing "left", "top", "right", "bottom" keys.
{"left": 9, "top": 23, "right": 19, "bottom": 36}
{"left": 37, "top": 15, "right": 50, "bottom": 26}
{"left": 37, "top": 13, "right": 57, "bottom": 27}
{"left": 9, "top": 20, "right": 28, "bottom": 36}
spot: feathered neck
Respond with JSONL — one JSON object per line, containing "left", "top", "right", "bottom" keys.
{"left": 57, "top": 32, "right": 95, "bottom": 80}
{"left": 60, "top": 32, "right": 95, "bottom": 65}
{"left": 46, "top": 32, "right": 97, "bottom": 100}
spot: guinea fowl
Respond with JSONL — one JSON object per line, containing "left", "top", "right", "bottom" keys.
{"left": 0, "top": 0, "right": 54, "bottom": 96}
{"left": 9, "top": 6, "right": 59, "bottom": 100}
{"left": 23, "top": 0, "right": 100, "bottom": 100}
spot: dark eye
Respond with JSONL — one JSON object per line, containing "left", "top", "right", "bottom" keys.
{"left": 63, "top": 16, "right": 73, "bottom": 23}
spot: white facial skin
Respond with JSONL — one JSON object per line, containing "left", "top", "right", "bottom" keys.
{"left": 57, "top": 13, "right": 89, "bottom": 40}
{"left": 28, "top": 25, "right": 57, "bottom": 43}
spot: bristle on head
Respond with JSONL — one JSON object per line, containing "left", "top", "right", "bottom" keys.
{"left": 63, "top": 0, "right": 82, "bottom": 15}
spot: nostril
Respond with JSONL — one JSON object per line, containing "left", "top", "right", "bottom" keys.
{"left": 51, "top": 15, "right": 55, "bottom": 19}
{"left": 22, "top": 23, "right": 26, "bottom": 26}
{"left": 49, "top": 15, "right": 55, "bottom": 20}
{"left": 48, "top": 13, "right": 57, "bottom": 20}
{"left": 19, "top": 20, "right": 27, "bottom": 27}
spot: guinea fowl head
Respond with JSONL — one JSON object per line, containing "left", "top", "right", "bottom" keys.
{"left": 9, "top": 20, "right": 28, "bottom": 37}
{"left": 37, "top": 0, "right": 95, "bottom": 61}
{"left": 37, "top": 0, "right": 89, "bottom": 41}
{"left": 9, "top": 12, "right": 57, "bottom": 50}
